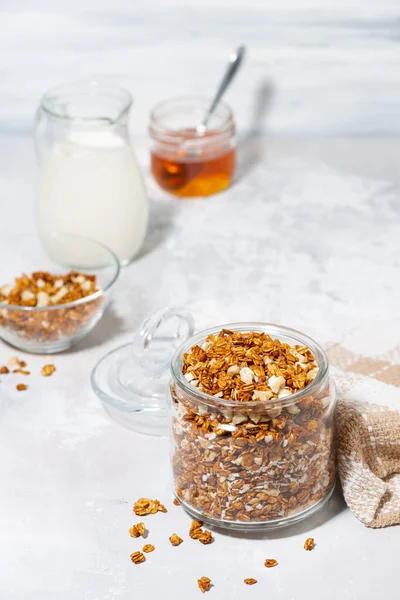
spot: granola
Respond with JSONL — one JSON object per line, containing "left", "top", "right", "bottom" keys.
{"left": 41, "top": 364, "right": 56, "bottom": 377}
{"left": 171, "top": 329, "right": 335, "bottom": 525}
{"left": 0, "top": 366, "right": 9, "bottom": 374}
{"left": 244, "top": 578, "right": 257, "bottom": 585}
{"left": 142, "top": 544, "right": 155, "bottom": 553}
{"left": 198, "top": 577, "right": 211, "bottom": 593}
{"left": 133, "top": 498, "right": 167, "bottom": 516}
{"left": 304, "top": 537, "right": 315, "bottom": 551}
{"left": 16, "top": 383, "right": 27, "bottom": 391}
{"left": 129, "top": 522, "right": 145, "bottom": 538}
{"left": 130, "top": 551, "right": 145, "bottom": 564}
{"left": 169, "top": 533, "right": 183, "bottom": 546}
{"left": 264, "top": 559, "right": 278, "bottom": 568}
{"left": 0, "top": 271, "right": 103, "bottom": 345}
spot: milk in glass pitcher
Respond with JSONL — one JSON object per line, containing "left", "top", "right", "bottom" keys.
{"left": 35, "top": 81, "right": 148, "bottom": 265}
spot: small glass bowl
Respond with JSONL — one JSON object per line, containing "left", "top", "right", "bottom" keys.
{"left": 0, "top": 232, "right": 120, "bottom": 353}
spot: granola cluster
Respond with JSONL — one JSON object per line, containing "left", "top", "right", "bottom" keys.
{"left": 172, "top": 329, "right": 335, "bottom": 525}
{"left": 0, "top": 271, "right": 103, "bottom": 344}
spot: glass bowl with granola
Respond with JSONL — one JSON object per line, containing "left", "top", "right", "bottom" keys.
{"left": 170, "top": 323, "right": 336, "bottom": 530}
{"left": 0, "top": 232, "right": 120, "bottom": 353}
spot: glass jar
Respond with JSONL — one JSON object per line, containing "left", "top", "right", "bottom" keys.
{"left": 35, "top": 81, "right": 148, "bottom": 266}
{"left": 149, "top": 96, "right": 236, "bottom": 197}
{"left": 169, "top": 323, "right": 336, "bottom": 530}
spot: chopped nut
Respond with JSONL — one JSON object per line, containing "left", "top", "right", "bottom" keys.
{"left": 264, "top": 559, "right": 278, "bottom": 568}
{"left": 198, "top": 577, "right": 211, "bottom": 593}
{"left": 142, "top": 544, "right": 155, "bottom": 553}
{"left": 169, "top": 533, "right": 183, "bottom": 546}
{"left": 41, "top": 364, "right": 56, "bottom": 377}
{"left": 268, "top": 375, "right": 285, "bottom": 394}
{"left": 0, "top": 366, "right": 9, "bottom": 374}
{"left": 240, "top": 367, "right": 254, "bottom": 384}
{"left": 227, "top": 365, "right": 240, "bottom": 375}
{"left": 36, "top": 291, "right": 49, "bottom": 307}
{"left": 304, "top": 537, "right": 315, "bottom": 551}
{"left": 130, "top": 551, "right": 145, "bottom": 564}
{"left": 133, "top": 498, "right": 167, "bottom": 516}
{"left": 173, "top": 498, "right": 180, "bottom": 506}
{"left": 16, "top": 383, "right": 27, "bottom": 391}
{"left": 8, "top": 356, "right": 19, "bottom": 366}
{"left": 244, "top": 579, "right": 257, "bottom": 585}
{"left": 129, "top": 522, "right": 145, "bottom": 538}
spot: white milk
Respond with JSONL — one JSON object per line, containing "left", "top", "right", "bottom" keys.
{"left": 36, "top": 130, "right": 148, "bottom": 264}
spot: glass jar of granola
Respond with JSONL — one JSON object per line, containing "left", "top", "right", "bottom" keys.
{"left": 169, "top": 323, "right": 336, "bottom": 530}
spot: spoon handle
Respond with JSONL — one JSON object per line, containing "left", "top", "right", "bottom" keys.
{"left": 200, "top": 45, "right": 246, "bottom": 130}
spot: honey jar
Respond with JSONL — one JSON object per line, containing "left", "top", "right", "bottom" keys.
{"left": 149, "top": 97, "right": 236, "bottom": 197}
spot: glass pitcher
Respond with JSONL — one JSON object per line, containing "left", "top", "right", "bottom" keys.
{"left": 35, "top": 81, "right": 148, "bottom": 265}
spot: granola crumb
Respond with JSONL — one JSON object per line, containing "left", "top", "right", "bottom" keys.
{"left": 304, "top": 537, "right": 315, "bottom": 551}
{"left": 169, "top": 533, "right": 183, "bottom": 546}
{"left": 41, "top": 364, "right": 56, "bottom": 377}
{"left": 198, "top": 577, "right": 211, "bottom": 593}
{"left": 13, "top": 369, "right": 30, "bottom": 375}
{"left": 244, "top": 578, "right": 257, "bottom": 585}
{"left": 16, "top": 383, "right": 27, "bottom": 391}
{"left": 142, "top": 544, "right": 155, "bottom": 553}
{"left": 198, "top": 530, "right": 213, "bottom": 545}
{"left": 173, "top": 498, "right": 181, "bottom": 506}
{"left": 18, "top": 360, "right": 27, "bottom": 368}
{"left": 264, "top": 559, "right": 278, "bottom": 568}
{"left": 0, "top": 366, "right": 9, "bottom": 374}
{"left": 129, "top": 522, "right": 145, "bottom": 538}
{"left": 133, "top": 498, "right": 167, "bottom": 516}
{"left": 8, "top": 356, "right": 19, "bottom": 366}
{"left": 130, "top": 551, "right": 145, "bottom": 564}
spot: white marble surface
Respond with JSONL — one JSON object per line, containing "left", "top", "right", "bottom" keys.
{"left": 1, "top": 134, "right": 400, "bottom": 600}
{"left": 1, "top": 1, "right": 400, "bottom": 598}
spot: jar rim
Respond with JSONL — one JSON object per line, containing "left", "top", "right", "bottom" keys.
{"left": 40, "top": 80, "right": 133, "bottom": 123}
{"left": 171, "top": 321, "right": 329, "bottom": 409}
{"left": 149, "top": 95, "right": 234, "bottom": 140}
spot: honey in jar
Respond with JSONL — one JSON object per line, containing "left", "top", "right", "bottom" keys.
{"left": 149, "top": 98, "right": 236, "bottom": 198}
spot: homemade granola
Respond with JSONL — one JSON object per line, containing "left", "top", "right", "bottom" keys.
{"left": 130, "top": 551, "right": 145, "bottom": 565}
{"left": 0, "top": 366, "right": 9, "bottom": 374}
{"left": 169, "top": 533, "right": 183, "bottom": 546}
{"left": 129, "top": 522, "right": 145, "bottom": 538}
{"left": 0, "top": 271, "right": 103, "bottom": 345}
{"left": 142, "top": 544, "right": 155, "bottom": 553}
{"left": 304, "top": 537, "right": 315, "bottom": 551}
{"left": 244, "top": 578, "right": 257, "bottom": 585}
{"left": 16, "top": 383, "right": 27, "bottom": 391}
{"left": 171, "top": 328, "right": 335, "bottom": 526}
{"left": 264, "top": 559, "right": 278, "bottom": 568}
{"left": 197, "top": 577, "right": 212, "bottom": 593}
{"left": 41, "top": 364, "right": 56, "bottom": 377}
{"left": 133, "top": 498, "right": 167, "bottom": 516}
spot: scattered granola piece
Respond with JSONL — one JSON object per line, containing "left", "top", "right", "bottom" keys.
{"left": 244, "top": 579, "right": 257, "bottom": 585}
{"left": 133, "top": 498, "right": 167, "bottom": 516}
{"left": 130, "top": 551, "right": 145, "bottom": 565}
{"left": 129, "top": 522, "right": 145, "bottom": 538}
{"left": 173, "top": 498, "right": 180, "bottom": 506}
{"left": 198, "top": 577, "right": 211, "bottom": 593}
{"left": 169, "top": 534, "right": 183, "bottom": 546}
{"left": 304, "top": 537, "right": 315, "bottom": 551}
{"left": 189, "top": 520, "right": 204, "bottom": 539}
{"left": 41, "top": 364, "right": 56, "bottom": 377}
{"left": 142, "top": 544, "right": 155, "bottom": 553}
{"left": 8, "top": 356, "right": 19, "bottom": 366}
{"left": 198, "top": 530, "right": 213, "bottom": 545}
{"left": 264, "top": 559, "right": 278, "bottom": 568}
{"left": 13, "top": 369, "right": 30, "bottom": 375}
{"left": 0, "top": 366, "right": 9, "bottom": 374}
{"left": 16, "top": 383, "right": 27, "bottom": 391}
{"left": 18, "top": 360, "right": 27, "bottom": 368}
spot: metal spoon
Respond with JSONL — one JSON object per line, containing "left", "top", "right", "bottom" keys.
{"left": 196, "top": 45, "right": 246, "bottom": 134}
